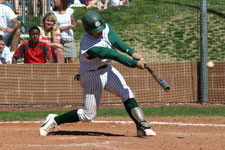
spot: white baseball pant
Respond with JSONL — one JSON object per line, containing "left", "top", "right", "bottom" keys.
{"left": 77, "top": 65, "right": 134, "bottom": 121}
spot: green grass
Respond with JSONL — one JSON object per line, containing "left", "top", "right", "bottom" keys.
{"left": 0, "top": 107, "right": 225, "bottom": 121}
{"left": 22, "top": 0, "right": 225, "bottom": 62}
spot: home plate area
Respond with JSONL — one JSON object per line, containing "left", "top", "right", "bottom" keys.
{"left": 0, "top": 117, "right": 224, "bottom": 150}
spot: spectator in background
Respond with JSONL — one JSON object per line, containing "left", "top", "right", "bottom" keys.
{"left": 1, "top": 0, "right": 14, "bottom": 28}
{"left": 13, "top": 0, "right": 19, "bottom": 14}
{"left": 53, "top": 0, "right": 82, "bottom": 63}
{"left": 86, "top": 0, "right": 109, "bottom": 11}
{"left": 84, "top": 0, "right": 129, "bottom": 11}
{"left": 33, "top": 0, "right": 47, "bottom": 17}
{"left": 12, "top": 26, "right": 54, "bottom": 64}
{"left": 85, "top": 0, "right": 125, "bottom": 11}
{"left": 2, "top": 0, "right": 13, "bottom": 9}
{"left": 0, "top": 35, "right": 11, "bottom": 64}
{"left": 0, "top": 4, "right": 21, "bottom": 52}
{"left": 39, "top": 12, "right": 64, "bottom": 63}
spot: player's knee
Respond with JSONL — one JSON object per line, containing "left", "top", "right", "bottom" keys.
{"left": 77, "top": 109, "right": 96, "bottom": 122}
{"left": 118, "top": 89, "right": 134, "bottom": 102}
{"left": 80, "top": 113, "right": 95, "bottom": 122}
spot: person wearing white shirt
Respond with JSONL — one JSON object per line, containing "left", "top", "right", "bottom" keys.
{"left": 53, "top": 0, "right": 82, "bottom": 63}
{"left": 0, "top": 4, "right": 21, "bottom": 52}
{"left": 0, "top": 35, "right": 11, "bottom": 64}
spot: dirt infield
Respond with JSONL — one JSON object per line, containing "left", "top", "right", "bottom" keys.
{"left": 0, "top": 117, "right": 225, "bottom": 150}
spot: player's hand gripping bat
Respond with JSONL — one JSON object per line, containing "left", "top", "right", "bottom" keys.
{"left": 144, "top": 64, "right": 170, "bottom": 91}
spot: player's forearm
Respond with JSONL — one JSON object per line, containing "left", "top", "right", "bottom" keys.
{"left": 113, "top": 40, "right": 136, "bottom": 56}
{"left": 113, "top": 54, "right": 137, "bottom": 67}
{"left": 87, "top": 47, "right": 137, "bottom": 67}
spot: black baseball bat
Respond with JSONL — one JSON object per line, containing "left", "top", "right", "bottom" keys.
{"left": 144, "top": 64, "right": 170, "bottom": 91}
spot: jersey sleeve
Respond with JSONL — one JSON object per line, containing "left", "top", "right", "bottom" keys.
{"left": 13, "top": 42, "right": 25, "bottom": 59}
{"left": 56, "top": 29, "right": 61, "bottom": 40}
{"left": 107, "top": 24, "right": 136, "bottom": 56}
{"left": 68, "top": 8, "right": 74, "bottom": 16}
{"left": 5, "top": 6, "right": 17, "bottom": 21}
{"left": 43, "top": 43, "right": 53, "bottom": 59}
{"left": 87, "top": 47, "right": 138, "bottom": 68}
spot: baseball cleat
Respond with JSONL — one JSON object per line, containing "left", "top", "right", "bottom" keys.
{"left": 40, "top": 114, "right": 58, "bottom": 136}
{"left": 137, "top": 128, "right": 157, "bottom": 137}
{"left": 136, "top": 121, "right": 157, "bottom": 137}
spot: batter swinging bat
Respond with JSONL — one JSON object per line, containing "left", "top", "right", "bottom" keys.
{"left": 144, "top": 64, "right": 170, "bottom": 91}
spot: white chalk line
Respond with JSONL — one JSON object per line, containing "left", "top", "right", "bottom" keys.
{"left": 1, "top": 141, "right": 114, "bottom": 149}
{"left": 91, "top": 120, "right": 225, "bottom": 127}
{"left": 0, "top": 120, "right": 225, "bottom": 127}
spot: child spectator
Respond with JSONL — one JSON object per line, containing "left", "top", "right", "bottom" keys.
{"left": 0, "top": 4, "right": 21, "bottom": 52}
{"left": 12, "top": 26, "right": 54, "bottom": 64}
{"left": 39, "top": 12, "right": 64, "bottom": 63}
{"left": 0, "top": 35, "right": 11, "bottom": 64}
{"left": 53, "top": 0, "right": 82, "bottom": 63}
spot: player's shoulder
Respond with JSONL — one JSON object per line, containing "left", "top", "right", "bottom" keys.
{"left": 108, "top": 24, "right": 116, "bottom": 34}
{"left": 106, "top": 23, "right": 111, "bottom": 27}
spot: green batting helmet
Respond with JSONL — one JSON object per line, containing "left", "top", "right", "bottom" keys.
{"left": 82, "top": 11, "right": 106, "bottom": 34}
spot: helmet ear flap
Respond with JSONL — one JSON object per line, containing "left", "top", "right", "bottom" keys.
{"left": 82, "top": 11, "right": 106, "bottom": 34}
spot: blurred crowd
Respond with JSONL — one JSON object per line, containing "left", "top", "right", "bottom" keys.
{"left": 0, "top": 0, "right": 130, "bottom": 64}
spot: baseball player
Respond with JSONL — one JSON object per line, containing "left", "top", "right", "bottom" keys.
{"left": 40, "top": 11, "right": 156, "bottom": 137}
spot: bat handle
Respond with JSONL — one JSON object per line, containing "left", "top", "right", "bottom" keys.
{"left": 144, "top": 64, "right": 153, "bottom": 73}
{"left": 144, "top": 64, "right": 147, "bottom": 68}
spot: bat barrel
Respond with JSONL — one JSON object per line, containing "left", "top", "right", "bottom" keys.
{"left": 145, "top": 64, "right": 170, "bottom": 92}
{"left": 156, "top": 77, "right": 170, "bottom": 91}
